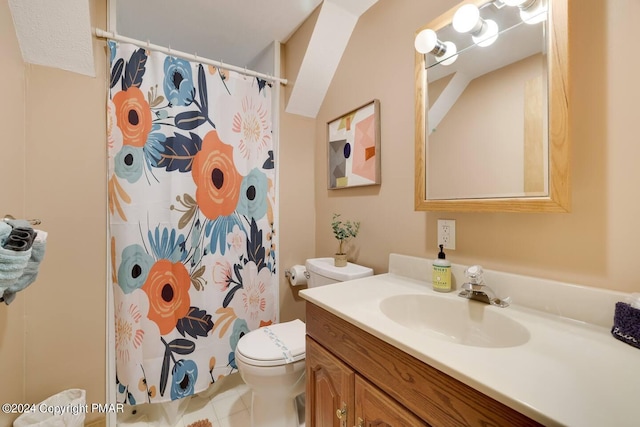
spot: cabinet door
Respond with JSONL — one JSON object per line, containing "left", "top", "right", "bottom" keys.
{"left": 306, "top": 337, "right": 355, "bottom": 427}
{"left": 355, "top": 376, "right": 429, "bottom": 427}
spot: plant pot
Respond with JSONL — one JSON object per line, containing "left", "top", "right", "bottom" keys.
{"left": 334, "top": 253, "right": 348, "bottom": 267}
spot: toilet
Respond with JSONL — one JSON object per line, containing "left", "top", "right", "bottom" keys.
{"left": 235, "top": 257, "right": 373, "bottom": 427}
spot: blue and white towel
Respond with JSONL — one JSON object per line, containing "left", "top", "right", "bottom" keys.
{"left": 0, "top": 222, "right": 47, "bottom": 304}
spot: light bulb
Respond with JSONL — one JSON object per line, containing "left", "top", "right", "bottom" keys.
{"left": 520, "top": 0, "right": 547, "bottom": 24}
{"left": 439, "top": 41, "right": 458, "bottom": 66}
{"left": 414, "top": 29, "right": 438, "bottom": 54}
{"left": 472, "top": 19, "right": 499, "bottom": 47}
{"left": 452, "top": 4, "right": 482, "bottom": 34}
{"left": 520, "top": 0, "right": 547, "bottom": 25}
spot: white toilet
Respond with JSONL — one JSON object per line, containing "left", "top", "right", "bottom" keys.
{"left": 235, "top": 257, "right": 373, "bottom": 427}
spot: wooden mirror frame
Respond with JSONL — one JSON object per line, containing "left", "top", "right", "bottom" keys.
{"left": 414, "top": 0, "right": 570, "bottom": 213}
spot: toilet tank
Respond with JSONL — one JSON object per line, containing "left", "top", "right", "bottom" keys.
{"left": 305, "top": 257, "right": 373, "bottom": 288}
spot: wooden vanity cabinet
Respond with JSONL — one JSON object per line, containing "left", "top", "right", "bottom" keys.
{"left": 307, "top": 337, "right": 426, "bottom": 427}
{"left": 355, "top": 375, "right": 428, "bottom": 427}
{"left": 305, "top": 302, "right": 542, "bottom": 427}
{"left": 306, "top": 337, "right": 354, "bottom": 427}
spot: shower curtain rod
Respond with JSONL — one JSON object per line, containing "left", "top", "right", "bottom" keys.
{"left": 94, "top": 28, "right": 288, "bottom": 85}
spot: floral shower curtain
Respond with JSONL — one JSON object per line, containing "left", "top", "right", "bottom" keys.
{"left": 107, "top": 41, "right": 277, "bottom": 405}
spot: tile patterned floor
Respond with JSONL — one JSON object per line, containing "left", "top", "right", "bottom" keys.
{"left": 117, "top": 373, "right": 251, "bottom": 427}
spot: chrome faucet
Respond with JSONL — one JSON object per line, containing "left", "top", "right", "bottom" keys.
{"left": 458, "top": 265, "right": 510, "bottom": 308}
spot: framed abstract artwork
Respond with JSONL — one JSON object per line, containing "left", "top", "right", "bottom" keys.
{"left": 327, "top": 99, "right": 381, "bottom": 189}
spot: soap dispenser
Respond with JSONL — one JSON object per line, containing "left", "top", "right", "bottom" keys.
{"left": 432, "top": 244, "right": 452, "bottom": 292}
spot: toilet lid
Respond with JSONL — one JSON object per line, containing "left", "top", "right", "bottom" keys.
{"left": 236, "top": 319, "right": 306, "bottom": 367}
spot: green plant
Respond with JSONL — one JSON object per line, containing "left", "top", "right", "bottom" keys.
{"left": 332, "top": 213, "right": 360, "bottom": 254}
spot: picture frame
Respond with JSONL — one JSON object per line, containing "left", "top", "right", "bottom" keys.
{"left": 327, "top": 99, "right": 381, "bottom": 189}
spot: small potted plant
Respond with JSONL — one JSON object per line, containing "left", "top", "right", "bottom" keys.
{"left": 331, "top": 213, "right": 360, "bottom": 267}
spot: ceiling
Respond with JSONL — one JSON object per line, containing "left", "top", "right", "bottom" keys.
{"left": 9, "top": 0, "right": 95, "bottom": 76}
{"left": 115, "top": 0, "right": 380, "bottom": 117}
{"left": 114, "top": 0, "right": 324, "bottom": 70}
{"left": 9, "top": 0, "right": 378, "bottom": 118}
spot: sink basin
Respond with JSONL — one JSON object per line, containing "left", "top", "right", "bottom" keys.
{"left": 379, "top": 294, "right": 530, "bottom": 348}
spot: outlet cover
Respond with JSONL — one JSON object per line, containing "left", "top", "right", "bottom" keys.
{"left": 437, "top": 219, "right": 456, "bottom": 250}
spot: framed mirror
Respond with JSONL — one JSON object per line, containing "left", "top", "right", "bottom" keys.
{"left": 414, "top": 0, "right": 570, "bottom": 212}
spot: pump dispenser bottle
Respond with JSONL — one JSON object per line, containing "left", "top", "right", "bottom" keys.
{"left": 432, "top": 244, "right": 452, "bottom": 292}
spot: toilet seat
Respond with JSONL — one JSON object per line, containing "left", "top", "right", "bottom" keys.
{"left": 236, "top": 319, "right": 306, "bottom": 367}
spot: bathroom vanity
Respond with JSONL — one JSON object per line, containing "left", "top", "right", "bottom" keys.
{"left": 305, "top": 303, "right": 537, "bottom": 426}
{"left": 299, "top": 254, "right": 639, "bottom": 427}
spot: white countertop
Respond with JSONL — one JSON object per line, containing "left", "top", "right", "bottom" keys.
{"left": 299, "top": 262, "right": 640, "bottom": 427}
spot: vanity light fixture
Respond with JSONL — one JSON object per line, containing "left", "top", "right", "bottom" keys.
{"left": 414, "top": 29, "right": 458, "bottom": 66}
{"left": 503, "top": 0, "right": 547, "bottom": 25}
{"left": 452, "top": 4, "right": 499, "bottom": 47}
{"left": 519, "top": 0, "right": 547, "bottom": 24}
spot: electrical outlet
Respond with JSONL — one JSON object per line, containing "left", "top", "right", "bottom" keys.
{"left": 437, "top": 219, "right": 456, "bottom": 250}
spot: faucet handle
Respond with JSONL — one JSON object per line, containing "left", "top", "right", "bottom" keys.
{"left": 465, "top": 265, "right": 484, "bottom": 284}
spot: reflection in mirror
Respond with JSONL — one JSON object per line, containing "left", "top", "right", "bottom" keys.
{"left": 414, "top": 0, "right": 570, "bottom": 212}
{"left": 430, "top": 2, "right": 547, "bottom": 199}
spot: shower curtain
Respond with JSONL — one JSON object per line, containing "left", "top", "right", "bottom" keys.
{"left": 107, "top": 41, "right": 277, "bottom": 405}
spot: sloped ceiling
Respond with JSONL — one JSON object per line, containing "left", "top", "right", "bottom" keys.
{"left": 115, "top": 0, "right": 379, "bottom": 118}
{"left": 8, "top": 0, "right": 94, "bottom": 77}
{"left": 286, "top": 0, "right": 380, "bottom": 118}
{"left": 114, "top": 0, "right": 324, "bottom": 70}
{"left": 9, "top": 0, "right": 379, "bottom": 118}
